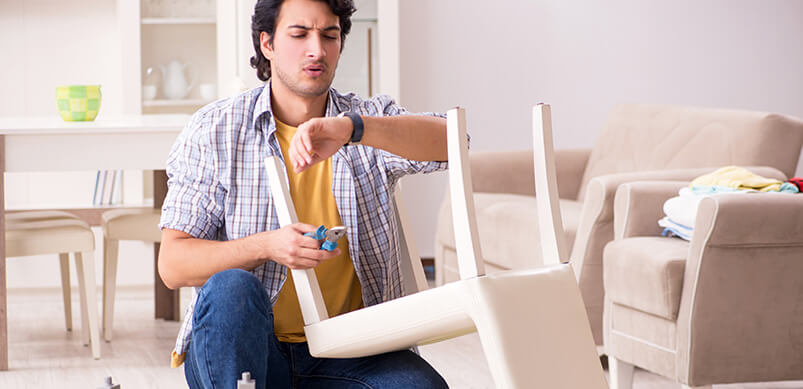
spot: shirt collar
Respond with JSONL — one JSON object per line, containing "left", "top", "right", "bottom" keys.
{"left": 252, "top": 79, "right": 345, "bottom": 139}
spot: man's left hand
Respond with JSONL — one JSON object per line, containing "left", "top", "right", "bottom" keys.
{"left": 289, "top": 116, "right": 352, "bottom": 173}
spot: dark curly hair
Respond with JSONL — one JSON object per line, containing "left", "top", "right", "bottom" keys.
{"left": 250, "top": 0, "right": 356, "bottom": 82}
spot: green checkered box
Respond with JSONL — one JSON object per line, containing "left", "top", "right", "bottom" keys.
{"left": 56, "top": 85, "right": 102, "bottom": 121}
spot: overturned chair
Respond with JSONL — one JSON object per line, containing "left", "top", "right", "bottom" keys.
{"left": 265, "top": 106, "right": 606, "bottom": 388}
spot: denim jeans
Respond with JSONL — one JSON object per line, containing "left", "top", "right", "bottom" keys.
{"left": 184, "top": 269, "right": 449, "bottom": 389}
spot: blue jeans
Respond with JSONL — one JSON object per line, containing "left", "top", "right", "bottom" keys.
{"left": 184, "top": 269, "right": 449, "bottom": 389}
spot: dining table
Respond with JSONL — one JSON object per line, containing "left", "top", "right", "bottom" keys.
{"left": 0, "top": 114, "right": 189, "bottom": 370}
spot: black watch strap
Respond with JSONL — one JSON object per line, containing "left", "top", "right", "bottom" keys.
{"left": 339, "top": 111, "right": 364, "bottom": 145}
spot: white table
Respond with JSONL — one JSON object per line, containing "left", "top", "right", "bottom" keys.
{"left": 0, "top": 114, "right": 188, "bottom": 370}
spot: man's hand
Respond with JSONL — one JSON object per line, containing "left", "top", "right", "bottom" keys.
{"left": 262, "top": 222, "right": 341, "bottom": 269}
{"left": 289, "top": 116, "right": 352, "bottom": 173}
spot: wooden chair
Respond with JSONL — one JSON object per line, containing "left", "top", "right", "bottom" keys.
{"left": 264, "top": 106, "right": 606, "bottom": 388}
{"left": 100, "top": 208, "right": 162, "bottom": 342}
{"left": 5, "top": 211, "right": 101, "bottom": 359}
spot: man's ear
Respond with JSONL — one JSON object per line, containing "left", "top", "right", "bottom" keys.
{"left": 260, "top": 31, "right": 274, "bottom": 60}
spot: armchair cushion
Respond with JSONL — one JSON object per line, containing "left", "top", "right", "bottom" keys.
{"left": 436, "top": 193, "right": 582, "bottom": 270}
{"left": 604, "top": 237, "right": 688, "bottom": 320}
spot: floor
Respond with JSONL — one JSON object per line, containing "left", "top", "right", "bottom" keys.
{"left": 1, "top": 287, "right": 802, "bottom": 388}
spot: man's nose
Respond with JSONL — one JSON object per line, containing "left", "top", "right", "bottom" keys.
{"left": 306, "top": 35, "right": 325, "bottom": 60}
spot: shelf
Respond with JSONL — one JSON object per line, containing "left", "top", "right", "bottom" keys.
{"left": 142, "top": 99, "right": 211, "bottom": 107}
{"left": 141, "top": 17, "right": 216, "bottom": 25}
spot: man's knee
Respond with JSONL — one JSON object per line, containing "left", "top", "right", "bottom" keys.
{"left": 204, "top": 269, "right": 263, "bottom": 298}
{"left": 196, "top": 269, "right": 269, "bottom": 319}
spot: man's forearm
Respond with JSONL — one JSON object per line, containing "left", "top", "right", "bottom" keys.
{"left": 360, "top": 115, "right": 447, "bottom": 162}
{"left": 158, "top": 230, "right": 266, "bottom": 289}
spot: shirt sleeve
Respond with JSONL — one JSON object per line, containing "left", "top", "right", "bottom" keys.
{"left": 159, "top": 111, "right": 226, "bottom": 240}
{"left": 369, "top": 95, "right": 452, "bottom": 182}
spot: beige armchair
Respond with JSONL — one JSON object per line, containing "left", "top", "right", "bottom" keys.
{"left": 434, "top": 103, "right": 803, "bottom": 348}
{"left": 604, "top": 180, "right": 803, "bottom": 388}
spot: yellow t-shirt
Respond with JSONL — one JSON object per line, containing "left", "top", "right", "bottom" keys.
{"left": 271, "top": 117, "right": 363, "bottom": 342}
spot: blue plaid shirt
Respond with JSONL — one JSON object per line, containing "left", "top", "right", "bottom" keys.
{"left": 160, "top": 82, "right": 447, "bottom": 360}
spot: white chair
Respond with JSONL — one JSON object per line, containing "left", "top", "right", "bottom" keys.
{"left": 5, "top": 211, "right": 101, "bottom": 359}
{"left": 100, "top": 208, "right": 162, "bottom": 342}
{"left": 264, "top": 106, "right": 606, "bottom": 388}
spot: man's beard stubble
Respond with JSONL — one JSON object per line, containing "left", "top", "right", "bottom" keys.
{"left": 272, "top": 62, "right": 335, "bottom": 98}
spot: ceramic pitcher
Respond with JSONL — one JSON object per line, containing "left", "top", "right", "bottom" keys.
{"left": 159, "top": 60, "right": 196, "bottom": 100}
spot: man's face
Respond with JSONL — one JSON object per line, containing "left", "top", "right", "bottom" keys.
{"left": 262, "top": 0, "right": 342, "bottom": 98}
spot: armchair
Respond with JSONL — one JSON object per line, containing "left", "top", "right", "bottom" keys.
{"left": 434, "top": 103, "right": 803, "bottom": 348}
{"left": 604, "top": 180, "right": 803, "bottom": 388}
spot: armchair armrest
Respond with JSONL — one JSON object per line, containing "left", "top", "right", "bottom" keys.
{"left": 693, "top": 193, "right": 803, "bottom": 247}
{"left": 613, "top": 180, "right": 689, "bottom": 240}
{"left": 676, "top": 193, "right": 803, "bottom": 381}
{"left": 470, "top": 149, "right": 590, "bottom": 200}
{"left": 570, "top": 165, "right": 785, "bottom": 266}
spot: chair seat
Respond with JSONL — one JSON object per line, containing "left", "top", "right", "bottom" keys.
{"left": 6, "top": 219, "right": 95, "bottom": 258}
{"left": 305, "top": 277, "right": 475, "bottom": 358}
{"left": 437, "top": 193, "right": 582, "bottom": 269}
{"left": 305, "top": 263, "right": 606, "bottom": 388}
{"left": 102, "top": 208, "right": 162, "bottom": 242}
{"left": 604, "top": 237, "right": 688, "bottom": 320}
{"left": 6, "top": 210, "right": 80, "bottom": 222}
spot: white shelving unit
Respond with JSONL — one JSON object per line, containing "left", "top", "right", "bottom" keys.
{"left": 142, "top": 99, "right": 213, "bottom": 107}
{"left": 117, "top": 0, "right": 220, "bottom": 115}
{"left": 141, "top": 17, "right": 216, "bottom": 25}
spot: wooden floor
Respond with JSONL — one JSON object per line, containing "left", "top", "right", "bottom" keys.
{"left": 1, "top": 287, "right": 802, "bottom": 388}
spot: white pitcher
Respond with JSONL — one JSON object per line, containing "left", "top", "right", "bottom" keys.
{"left": 159, "top": 60, "right": 196, "bottom": 100}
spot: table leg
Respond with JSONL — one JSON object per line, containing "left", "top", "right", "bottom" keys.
{"left": 0, "top": 135, "right": 8, "bottom": 370}
{"left": 153, "top": 170, "right": 180, "bottom": 321}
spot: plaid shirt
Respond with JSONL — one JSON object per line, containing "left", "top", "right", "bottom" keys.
{"left": 159, "top": 82, "right": 447, "bottom": 360}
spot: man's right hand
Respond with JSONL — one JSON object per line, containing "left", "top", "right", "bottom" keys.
{"left": 260, "top": 223, "right": 341, "bottom": 269}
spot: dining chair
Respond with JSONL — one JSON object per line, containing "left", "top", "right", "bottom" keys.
{"left": 264, "top": 106, "right": 606, "bottom": 388}
{"left": 100, "top": 208, "right": 162, "bottom": 342}
{"left": 5, "top": 212, "right": 101, "bottom": 359}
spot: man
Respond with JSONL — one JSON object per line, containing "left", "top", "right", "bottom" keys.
{"left": 157, "top": 0, "right": 451, "bottom": 387}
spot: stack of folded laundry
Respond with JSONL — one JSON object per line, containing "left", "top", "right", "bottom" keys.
{"left": 659, "top": 166, "right": 802, "bottom": 240}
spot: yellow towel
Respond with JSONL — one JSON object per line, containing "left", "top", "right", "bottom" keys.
{"left": 690, "top": 166, "right": 782, "bottom": 192}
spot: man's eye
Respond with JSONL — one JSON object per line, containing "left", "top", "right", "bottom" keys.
{"left": 291, "top": 34, "right": 305, "bottom": 38}
{"left": 324, "top": 35, "right": 337, "bottom": 40}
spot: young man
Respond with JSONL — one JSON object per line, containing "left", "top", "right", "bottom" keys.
{"left": 157, "top": 0, "right": 451, "bottom": 387}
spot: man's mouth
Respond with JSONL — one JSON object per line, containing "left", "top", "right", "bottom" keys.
{"left": 304, "top": 64, "right": 325, "bottom": 77}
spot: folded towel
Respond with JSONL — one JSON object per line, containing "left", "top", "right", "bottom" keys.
{"left": 690, "top": 166, "right": 782, "bottom": 192}
{"left": 659, "top": 217, "right": 693, "bottom": 241}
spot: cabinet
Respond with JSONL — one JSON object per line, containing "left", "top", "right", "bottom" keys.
{"left": 118, "top": 0, "right": 219, "bottom": 115}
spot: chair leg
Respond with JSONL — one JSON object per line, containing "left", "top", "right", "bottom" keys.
{"left": 75, "top": 254, "right": 90, "bottom": 346}
{"left": 103, "top": 238, "right": 119, "bottom": 342}
{"left": 468, "top": 265, "right": 608, "bottom": 388}
{"left": 75, "top": 251, "right": 101, "bottom": 359}
{"left": 59, "top": 253, "right": 72, "bottom": 332}
{"left": 608, "top": 357, "right": 635, "bottom": 389}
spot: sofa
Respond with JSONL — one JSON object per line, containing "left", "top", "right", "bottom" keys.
{"left": 434, "top": 103, "right": 803, "bottom": 348}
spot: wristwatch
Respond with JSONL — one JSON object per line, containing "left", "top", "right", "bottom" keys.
{"left": 337, "top": 111, "right": 364, "bottom": 145}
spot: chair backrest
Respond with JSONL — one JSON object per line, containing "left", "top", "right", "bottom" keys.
{"left": 264, "top": 106, "right": 485, "bottom": 325}
{"left": 446, "top": 108, "right": 486, "bottom": 280}
{"left": 578, "top": 103, "right": 803, "bottom": 200}
{"left": 392, "top": 184, "right": 429, "bottom": 295}
{"left": 265, "top": 156, "right": 329, "bottom": 324}
{"left": 532, "top": 104, "right": 570, "bottom": 264}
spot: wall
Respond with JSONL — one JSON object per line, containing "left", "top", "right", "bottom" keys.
{"left": 396, "top": 0, "right": 803, "bottom": 257}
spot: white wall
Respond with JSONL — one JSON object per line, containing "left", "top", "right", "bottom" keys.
{"left": 396, "top": 0, "right": 803, "bottom": 257}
